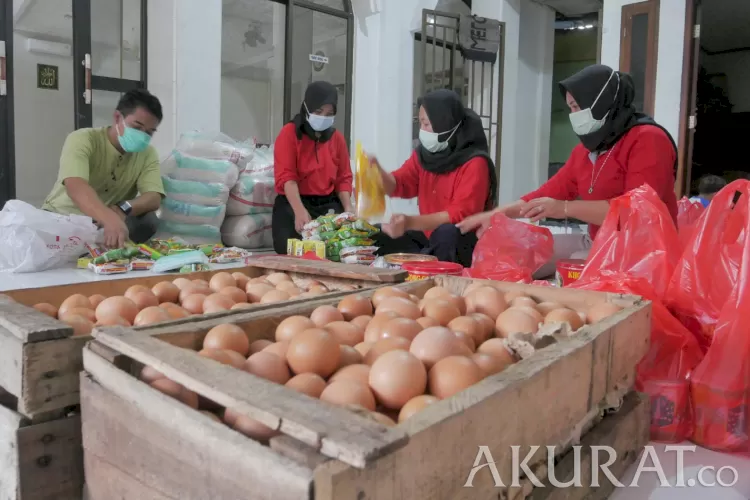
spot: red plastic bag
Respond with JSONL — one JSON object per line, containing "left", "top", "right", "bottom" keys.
{"left": 676, "top": 197, "right": 705, "bottom": 248}
{"left": 667, "top": 180, "right": 748, "bottom": 351}
{"left": 579, "top": 184, "right": 681, "bottom": 299}
{"left": 464, "top": 214, "right": 554, "bottom": 283}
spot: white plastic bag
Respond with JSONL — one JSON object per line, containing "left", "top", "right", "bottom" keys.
{"left": 0, "top": 200, "right": 100, "bottom": 273}
{"left": 226, "top": 173, "right": 276, "bottom": 216}
{"left": 221, "top": 214, "right": 273, "bottom": 249}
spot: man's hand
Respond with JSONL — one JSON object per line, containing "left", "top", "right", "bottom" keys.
{"left": 101, "top": 212, "right": 129, "bottom": 248}
{"left": 109, "top": 205, "right": 127, "bottom": 222}
{"left": 294, "top": 209, "right": 312, "bottom": 233}
{"left": 382, "top": 214, "right": 408, "bottom": 238}
{"left": 518, "top": 197, "right": 565, "bottom": 223}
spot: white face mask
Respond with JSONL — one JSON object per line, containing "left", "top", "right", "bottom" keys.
{"left": 304, "top": 102, "right": 335, "bottom": 132}
{"left": 569, "top": 71, "right": 620, "bottom": 136}
{"left": 419, "top": 122, "right": 460, "bottom": 153}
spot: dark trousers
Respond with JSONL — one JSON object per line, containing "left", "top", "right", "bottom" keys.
{"left": 126, "top": 211, "right": 159, "bottom": 244}
{"left": 272, "top": 193, "right": 344, "bottom": 254}
{"left": 372, "top": 223, "right": 478, "bottom": 267}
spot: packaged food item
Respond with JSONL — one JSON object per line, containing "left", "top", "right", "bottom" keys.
{"left": 137, "top": 244, "right": 164, "bottom": 260}
{"left": 296, "top": 240, "right": 326, "bottom": 259}
{"left": 92, "top": 246, "right": 141, "bottom": 265}
{"left": 179, "top": 263, "right": 211, "bottom": 273}
{"left": 85, "top": 243, "right": 105, "bottom": 258}
{"left": 354, "top": 142, "right": 386, "bottom": 222}
{"left": 151, "top": 250, "right": 209, "bottom": 273}
{"left": 402, "top": 261, "right": 464, "bottom": 282}
{"left": 130, "top": 259, "right": 155, "bottom": 271}
{"left": 287, "top": 238, "right": 301, "bottom": 255}
{"left": 88, "top": 261, "right": 130, "bottom": 275}
{"left": 209, "top": 247, "right": 251, "bottom": 264}
{"left": 339, "top": 246, "right": 379, "bottom": 258}
{"left": 351, "top": 219, "right": 378, "bottom": 236}
{"left": 555, "top": 259, "right": 585, "bottom": 287}
{"left": 77, "top": 257, "right": 92, "bottom": 269}
{"left": 342, "top": 254, "right": 377, "bottom": 265}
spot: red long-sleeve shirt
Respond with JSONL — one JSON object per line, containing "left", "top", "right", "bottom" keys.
{"left": 273, "top": 123, "right": 353, "bottom": 196}
{"left": 522, "top": 124, "right": 677, "bottom": 238}
{"left": 392, "top": 151, "right": 490, "bottom": 236}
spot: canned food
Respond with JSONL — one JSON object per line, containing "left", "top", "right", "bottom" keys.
{"left": 555, "top": 259, "right": 586, "bottom": 287}
{"left": 401, "top": 261, "right": 464, "bottom": 282}
{"left": 384, "top": 253, "right": 437, "bottom": 267}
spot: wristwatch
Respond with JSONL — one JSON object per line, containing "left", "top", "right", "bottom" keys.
{"left": 118, "top": 201, "right": 133, "bottom": 216}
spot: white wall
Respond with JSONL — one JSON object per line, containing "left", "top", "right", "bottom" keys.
{"left": 600, "top": 0, "right": 686, "bottom": 141}
{"left": 703, "top": 51, "right": 750, "bottom": 113}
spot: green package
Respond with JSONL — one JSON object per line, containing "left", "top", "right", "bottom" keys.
{"left": 93, "top": 246, "right": 140, "bottom": 264}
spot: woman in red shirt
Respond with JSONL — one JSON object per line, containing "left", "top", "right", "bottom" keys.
{"left": 272, "top": 81, "right": 353, "bottom": 254}
{"left": 372, "top": 89, "right": 498, "bottom": 266}
{"left": 458, "top": 64, "right": 678, "bottom": 259}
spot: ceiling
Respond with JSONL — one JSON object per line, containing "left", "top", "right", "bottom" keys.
{"left": 701, "top": 0, "right": 750, "bottom": 53}
{"left": 534, "top": 0, "right": 602, "bottom": 17}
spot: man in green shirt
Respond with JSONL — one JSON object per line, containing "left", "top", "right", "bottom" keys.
{"left": 43, "top": 89, "right": 165, "bottom": 247}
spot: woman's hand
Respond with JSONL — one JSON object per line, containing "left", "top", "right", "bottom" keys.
{"left": 369, "top": 155, "right": 396, "bottom": 196}
{"left": 294, "top": 208, "right": 312, "bottom": 233}
{"left": 456, "top": 211, "right": 493, "bottom": 237}
{"left": 382, "top": 214, "right": 409, "bottom": 238}
{"left": 519, "top": 197, "right": 565, "bottom": 222}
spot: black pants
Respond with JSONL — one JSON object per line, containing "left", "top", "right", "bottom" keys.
{"left": 126, "top": 211, "right": 159, "bottom": 244}
{"left": 372, "top": 223, "right": 478, "bottom": 267}
{"left": 272, "top": 193, "right": 344, "bottom": 254}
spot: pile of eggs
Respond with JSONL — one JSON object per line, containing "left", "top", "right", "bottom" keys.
{"left": 139, "top": 284, "right": 624, "bottom": 443}
{"left": 30, "top": 271, "right": 351, "bottom": 337}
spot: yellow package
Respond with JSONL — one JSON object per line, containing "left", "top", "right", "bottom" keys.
{"left": 287, "top": 238, "right": 301, "bottom": 255}
{"left": 355, "top": 142, "right": 386, "bottom": 221}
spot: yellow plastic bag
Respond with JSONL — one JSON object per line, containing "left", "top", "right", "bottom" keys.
{"left": 355, "top": 142, "right": 386, "bottom": 221}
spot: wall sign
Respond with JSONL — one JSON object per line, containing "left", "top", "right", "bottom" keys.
{"left": 458, "top": 15, "right": 501, "bottom": 64}
{"left": 309, "top": 51, "right": 328, "bottom": 72}
{"left": 37, "top": 64, "right": 58, "bottom": 90}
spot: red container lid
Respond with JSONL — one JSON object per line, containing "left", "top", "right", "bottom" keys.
{"left": 402, "top": 261, "right": 464, "bottom": 275}
{"left": 556, "top": 258, "right": 586, "bottom": 270}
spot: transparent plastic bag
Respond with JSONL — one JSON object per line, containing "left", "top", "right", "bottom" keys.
{"left": 162, "top": 176, "right": 230, "bottom": 207}
{"left": 220, "top": 214, "right": 273, "bottom": 249}
{"left": 226, "top": 172, "right": 276, "bottom": 216}
{"left": 244, "top": 145, "right": 275, "bottom": 176}
{"left": 354, "top": 142, "right": 386, "bottom": 222}
{"left": 159, "top": 199, "right": 227, "bottom": 227}
{"left": 174, "top": 131, "right": 254, "bottom": 169}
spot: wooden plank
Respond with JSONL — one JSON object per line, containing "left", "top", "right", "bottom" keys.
{"left": 312, "top": 301, "right": 651, "bottom": 499}
{"left": 250, "top": 255, "right": 407, "bottom": 283}
{"left": 0, "top": 327, "right": 24, "bottom": 400}
{"left": 85, "top": 454, "right": 174, "bottom": 500}
{"left": 531, "top": 393, "right": 650, "bottom": 500}
{"left": 91, "top": 329, "right": 408, "bottom": 468}
{"left": 81, "top": 350, "right": 313, "bottom": 500}
{"left": 0, "top": 296, "right": 74, "bottom": 342}
{"left": 0, "top": 403, "right": 24, "bottom": 500}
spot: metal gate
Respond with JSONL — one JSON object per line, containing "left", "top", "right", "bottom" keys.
{"left": 414, "top": 10, "right": 505, "bottom": 178}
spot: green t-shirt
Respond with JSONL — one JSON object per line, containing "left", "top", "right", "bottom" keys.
{"left": 42, "top": 127, "right": 165, "bottom": 215}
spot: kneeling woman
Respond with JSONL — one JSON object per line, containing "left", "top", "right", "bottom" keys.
{"left": 373, "top": 89, "right": 498, "bottom": 267}
{"left": 272, "top": 81, "right": 353, "bottom": 254}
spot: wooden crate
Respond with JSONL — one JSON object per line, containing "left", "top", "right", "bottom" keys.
{"left": 81, "top": 276, "right": 652, "bottom": 500}
{"left": 0, "top": 257, "right": 404, "bottom": 419}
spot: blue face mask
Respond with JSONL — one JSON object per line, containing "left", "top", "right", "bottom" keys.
{"left": 117, "top": 119, "right": 152, "bottom": 153}
{"left": 304, "top": 102, "right": 335, "bottom": 132}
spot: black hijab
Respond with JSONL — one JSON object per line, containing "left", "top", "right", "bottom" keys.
{"left": 416, "top": 89, "right": 499, "bottom": 210}
{"left": 560, "top": 64, "right": 677, "bottom": 156}
{"left": 291, "top": 81, "right": 338, "bottom": 143}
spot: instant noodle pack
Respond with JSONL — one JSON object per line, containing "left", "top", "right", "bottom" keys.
{"left": 287, "top": 212, "right": 379, "bottom": 264}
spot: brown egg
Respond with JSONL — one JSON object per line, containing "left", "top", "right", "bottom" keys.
{"left": 454, "top": 331, "right": 476, "bottom": 352}
{"left": 64, "top": 315, "right": 94, "bottom": 336}
{"left": 260, "top": 290, "right": 291, "bottom": 304}
{"left": 152, "top": 282, "right": 180, "bottom": 304}
{"left": 225, "top": 408, "right": 279, "bottom": 442}
{"left": 265, "top": 272, "right": 292, "bottom": 286}
{"left": 285, "top": 373, "right": 327, "bottom": 398}
{"left": 263, "top": 341, "right": 290, "bottom": 360}
{"left": 371, "top": 286, "right": 410, "bottom": 308}
{"left": 504, "top": 291, "right": 530, "bottom": 303}
{"left": 249, "top": 339, "right": 273, "bottom": 354}
{"left": 364, "top": 311, "right": 399, "bottom": 343}
{"left": 232, "top": 272, "right": 250, "bottom": 290}
{"left": 219, "top": 286, "right": 248, "bottom": 304}
{"left": 246, "top": 283, "right": 275, "bottom": 302}
{"left": 310, "top": 305, "right": 345, "bottom": 327}
{"left": 320, "top": 380, "right": 376, "bottom": 411}
{"left": 350, "top": 315, "right": 372, "bottom": 331}
{"left": 209, "top": 272, "right": 236, "bottom": 292}
{"left": 130, "top": 291, "right": 160, "bottom": 311}
{"left": 245, "top": 352, "right": 291, "bottom": 384}
{"left": 423, "top": 286, "right": 452, "bottom": 301}
{"left": 369, "top": 350, "right": 427, "bottom": 409}
{"left": 545, "top": 308, "right": 585, "bottom": 331}
{"left": 172, "top": 278, "right": 193, "bottom": 290}
{"left": 275, "top": 316, "right": 315, "bottom": 343}
{"left": 139, "top": 365, "right": 165, "bottom": 383}
{"left": 160, "top": 303, "right": 191, "bottom": 320}
{"left": 124, "top": 285, "right": 151, "bottom": 302}
{"left": 398, "top": 394, "right": 440, "bottom": 422}
{"left": 181, "top": 294, "right": 207, "bottom": 315}
{"left": 337, "top": 295, "right": 374, "bottom": 320}
{"left": 536, "top": 301, "right": 565, "bottom": 316}
{"left": 286, "top": 329, "right": 340, "bottom": 377}
{"left": 429, "top": 356, "right": 484, "bottom": 399}
{"left": 512, "top": 306, "right": 543, "bottom": 324}
{"left": 364, "top": 337, "right": 411, "bottom": 365}
{"left": 150, "top": 378, "right": 198, "bottom": 409}
{"left": 465, "top": 287, "right": 508, "bottom": 320}
{"left": 370, "top": 412, "right": 397, "bottom": 426}
{"left": 59, "top": 307, "right": 96, "bottom": 323}
{"left": 249, "top": 276, "right": 270, "bottom": 285}
{"left": 306, "top": 285, "right": 329, "bottom": 296}
{"left": 339, "top": 345, "right": 364, "bottom": 367}
{"left": 203, "top": 324, "right": 250, "bottom": 355}
{"left": 409, "top": 326, "right": 471, "bottom": 368}
{"left": 586, "top": 303, "right": 624, "bottom": 324}
{"left": 379, "top": 317, "right": 423, "bottom": 342}
{"left": 274, "top": 280, "right": 299, "bottom": 293}
{"left": 199, "top": 348, "right": 235, "bottom": 366}
{"left": 325, "top": 321, "right": 364, "bottom": 346}
{"left": 472, "top": 352, "right": 512, "bottom": 377}
{"left": 422, "top": 299, "right": 461, "bottom": 326}
{"left": 88, "top": 294, "right": 107, "bottom": 309}
{"left": 32, "top": 303, "right": 58, "bottom": 318}
{"left": 477, "top": 339, "right": 517, "bottom": 366}
{"left": 462, "top": 282, "right": 487, "bottom": 297}
{"left": 231, "top": 303, "right": 254, "bottom": 311}
{"left": 179, "top": 285, "right": 209, "bottom": 304}
{"left": 133, "top": 306, "right": 171, "bottom": 326}
{"left": 96, "top": 315, "right": 131, "bottom": 327}
{"left": 193, "top": 279, "right": 210, "bottom": 287}
{"left": 376, "top": 297, "right": 421, "bottom": 320}
{"left": 354, "top": 342, "right": 373, "bottom": 357}
{"left": 444, "top": 295, "right": 467, "bottom": 315}
{"left": 203, "top": 293, "right": 236, "bottom": 313}
{"left": 330, "top": 364, "right": 371, "bottom": 386}
{"left": 224, "top": 350, "right": 248, "bottom": 370}
{"left": 495, "top": 308, "right": 540, "bottom": 338}
{"left": 416, "top": 316, "right": 441, "bottom": 329}
{"left": 448, "top": 316, "right": 483, "bottom": 346}
{"left": 511, "top": 296, "right": 538, "bottom": 309}
{"left": 59, "top": 294, "right": 93, "bottom": 316}
{"left": 95, "top": 296, "right": 139, "bottom": 324}
{"left": 470, "top": 313, "right": 495, "bottom": 343}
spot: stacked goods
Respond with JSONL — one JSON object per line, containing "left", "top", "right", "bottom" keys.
{"left": 157, "top": 132, "right": 249, "bottom": 245}
{"left": 294, "top": 212, "right": 379, "bottom": 264}
{"left": 28, "top": 271, "right": 361, "bottom": 336}
{"left": 222, "top": 145, "right": 276, "bottom": 250}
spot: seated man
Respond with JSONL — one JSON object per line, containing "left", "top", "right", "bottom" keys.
{"left": 689, "top": 174, "right": 726, "bottom": 208}
{"left": 42, "top": 89, "right": 165, "bottom": 247}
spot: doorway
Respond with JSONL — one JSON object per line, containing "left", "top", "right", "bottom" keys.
{"left": 0, "top": 0, "right": 148, "bottom": 208}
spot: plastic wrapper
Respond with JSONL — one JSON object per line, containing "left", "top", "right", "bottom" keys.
{"left": 243, "top": 145, "right": 275, "bottom": 176}
{"left": 464, "top": 214, "right": 554, "bottom": 283}
{"left": 226, "top": 172, "right": 276, "bottom": 216}
{"left": 159, "top": 199, "right": 227, "bottom": 227}
{"left": 92, "top": 246, "right": 140, "bottom": 265}
{"left": 209, "top": 247, "right": 252, "bottom": 264}
{"left": 339, "top": 246, "right": 379, "bottom": 258}
{"left": 342, "top": 255, "right": 376, "bottom": 265}
{"left": 162, "top": 176, "right": 230, "bottom": 207}
{"left": 666, "top": 180, "right": 749, "bottom": 351}
{"left": 220, "top": 214, "right": 273, "bottom": 250}
{"left": 130, "top": 259, "right": 155, "bottom": 271}
{"left": 171, "top": 131, "right": 255, "bottom": 171}
{"left": 676, "top": 196, "right": 705, "bottom": 249}
{"left": 354, "top": 142, "right": 386, "bottom": 222}
{"left": 154, "top": 221, "right": 222, "bottom": 246}
{"left": 151, "top": 250, "right": 209, "bottom": 273}
{"left": 88, "top": 261, "right": 130, "bottom": 275}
